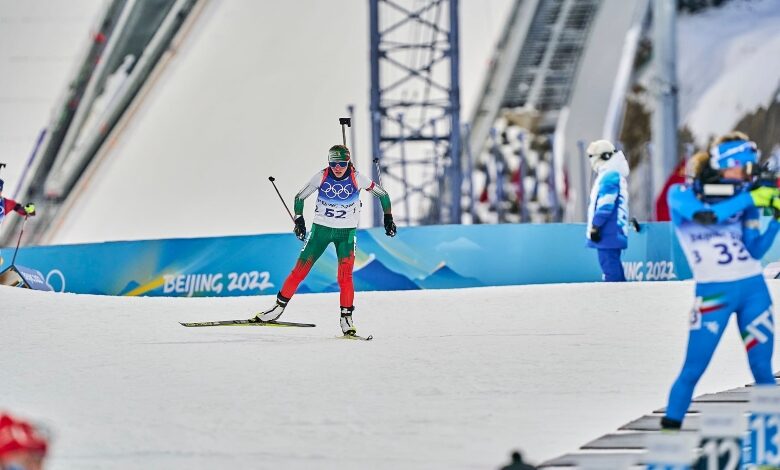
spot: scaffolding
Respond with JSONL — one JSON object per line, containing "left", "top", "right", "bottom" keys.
{"left": 369, "top": 0, "right": 462, "bottom": 226}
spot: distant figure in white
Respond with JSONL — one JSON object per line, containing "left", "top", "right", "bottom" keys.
{"left": 585, "top": 140, "right": 630, "bottom": 282}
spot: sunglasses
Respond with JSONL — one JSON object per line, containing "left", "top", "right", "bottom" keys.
{"left": 589, "top": 151, "right": 614, "bottom": 161}
{"left": 329, "top": 161, "right": 349, "bottom": 169}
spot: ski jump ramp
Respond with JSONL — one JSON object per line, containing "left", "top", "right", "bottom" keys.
{"left": 561, "top": 0, "right": 650, "bottom": 222}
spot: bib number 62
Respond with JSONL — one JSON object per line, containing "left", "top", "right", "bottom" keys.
{"left": 324, "top": 208, "right": 347, "bottom": 219}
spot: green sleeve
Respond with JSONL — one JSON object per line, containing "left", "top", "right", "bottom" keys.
{"left": 366, "top": 182, "right": 392, "bottom": 214}
{"left": 294, "top": 198, "right": 304, "bottom": 215}
{"left": 378, "top": 193, "right": 391, "bottom": 214}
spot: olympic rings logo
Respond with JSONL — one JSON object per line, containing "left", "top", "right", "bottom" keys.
{"left": 321, "top": 182, "right": 354, "bottom": 200}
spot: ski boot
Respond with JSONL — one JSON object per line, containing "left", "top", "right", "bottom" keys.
{"left": 660, "top": 416, "right": 682, "bottom": 432}
{"left": 254, "top": 294, "right": 289, "bottom": 322}
{"left": 340, "top": 306, "right": 356, "bottom": 336}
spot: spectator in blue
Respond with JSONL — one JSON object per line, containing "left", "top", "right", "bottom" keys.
{"left": 661, "top": 132, "right": 780, "bottom": 430}
{"left": 585, "top": 139, "right": 630, "bottom": 282}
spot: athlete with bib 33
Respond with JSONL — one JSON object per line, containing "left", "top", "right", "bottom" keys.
{"left": 256, "top": 145, "right": 395, "bottom": 337}
{"left": 661, "top": 132, "right": 780, "bottom": 430}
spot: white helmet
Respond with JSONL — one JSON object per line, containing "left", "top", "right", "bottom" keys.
{"left": 586, "top": 139, "right": 617, "bottom": 172}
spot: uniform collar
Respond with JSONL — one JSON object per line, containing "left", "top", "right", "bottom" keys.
{"left": 328, "top": 166, "right": 352, "bottom": 181}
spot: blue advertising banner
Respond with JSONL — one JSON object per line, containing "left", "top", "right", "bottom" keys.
{"left": 0, "top": 221, "right": 774, "bottom": 297}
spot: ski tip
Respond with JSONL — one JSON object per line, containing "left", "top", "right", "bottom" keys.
{"left": 338, "top": 333, "right": 373, "bottom": 341}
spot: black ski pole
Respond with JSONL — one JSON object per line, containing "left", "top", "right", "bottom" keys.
{"left": 268, "top": 177, "right": 295, "bottom": 223}
{"left": 339, "top": 117, "right": 351, "bottom": 147}
{"left": 11, "top": 215, "right": 28, "bottom": 266}
{"left": 373, "top": 158, "right": 383, "bottom": 186}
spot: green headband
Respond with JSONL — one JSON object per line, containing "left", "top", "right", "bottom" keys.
{"left": 328, "top": 147, "right": 350, "bottom": 163}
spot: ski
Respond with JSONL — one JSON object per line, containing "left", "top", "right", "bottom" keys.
{"left": 338, "top": 333, "right": 373, "bottom": 341}
{"left": 180, "top": 319, "right": 316, "bottom": 328}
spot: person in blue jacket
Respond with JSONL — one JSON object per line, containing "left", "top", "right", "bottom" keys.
{"left": 585, "top": 139, "right": 630, "bottom": 281}
{"left": 661, "top": 132, "right": 780, "bottom": 430}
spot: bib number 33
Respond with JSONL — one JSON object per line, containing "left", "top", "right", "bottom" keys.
{"left": 712, "top": 242, "right": 749, "bottom": 265}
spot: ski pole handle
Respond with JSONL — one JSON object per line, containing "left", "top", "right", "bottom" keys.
{"left": 268, "top": 177, "right": 295, "bottom": 223}
{"left": 339, "top": 117, "right": 351, "bottom": 147}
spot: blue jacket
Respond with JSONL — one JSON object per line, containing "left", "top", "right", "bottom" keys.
{"left": 586, "top": 152, "right": 629, "bottom": 249}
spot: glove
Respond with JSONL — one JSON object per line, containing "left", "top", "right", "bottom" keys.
{"left": 384, "top": 214, "right": 397, "bottom": 237}
{"left": 293, "top": 215, "right": 306, "bottom": 241}
{"left": 23, "top": 203, "right": 36, "bottom": 216}
{"left": 750, "top": 186, "right": 780, "bottom": 207}
{"left": 693, "top": 210, "right": 717, "bottom": 225}
{"left": 588, "top": 226, "right": 601, "bottom": 243}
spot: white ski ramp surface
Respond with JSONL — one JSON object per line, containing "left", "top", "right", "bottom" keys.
{"left": 4, "top": 282, "right": 780, "bottom": 469}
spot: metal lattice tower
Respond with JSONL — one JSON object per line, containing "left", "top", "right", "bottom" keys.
{"left": 369, "top": 0, "right": 461, "bottom": 227}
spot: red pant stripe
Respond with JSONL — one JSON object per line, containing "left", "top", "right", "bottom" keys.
{"left": 337, "top": 253, "right": 355, "bottom": 307}
{"left": 280, "top": 259, "right": 314, "bottom": 299}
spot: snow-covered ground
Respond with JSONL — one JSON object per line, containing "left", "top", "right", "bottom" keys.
{"left": 678, "top": 0, "right": 780, "bottom": 144}
{"left": 4, "top": 281, "right": 779, "bottom": 469}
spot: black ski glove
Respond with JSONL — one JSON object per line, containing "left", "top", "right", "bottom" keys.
{"left": 384, "top": 214, "right": 397, "bottom": 237}
{"left": 693, "top": 210, "right": 717, "bottom": 225}
{"left": 293, "top": 215, "right": 306, "bottom": 241}
{"left": 588, "top": 226, "right": 601, "bottom": 243}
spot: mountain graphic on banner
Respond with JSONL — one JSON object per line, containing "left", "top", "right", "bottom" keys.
{"left": 325, "top": 257, "right": 419, "bottom": 292}
{"left": 417, "top": 262, "right": 482, "bottom": 289}
{"left": 298, "top": 283, "right": 338, "bottom": 294}
{"left": 119, "top": 281, "right": 141, "bottom": 296}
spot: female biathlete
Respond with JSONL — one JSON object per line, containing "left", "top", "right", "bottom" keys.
{"left": 256, "top": 145, "right": 396, "bottom": 336}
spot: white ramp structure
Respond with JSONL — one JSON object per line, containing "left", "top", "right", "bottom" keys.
{"left": 2, "top": 0, "right": 515, "bottom": 245}
{"left": 2, "top": 0, "right": 658, "bottom": 243}
{"left": 466, "top": 0, "right": 650, "bottom": 224}
{"left": 561, "top": 0, "right": 650, "bottom": 221}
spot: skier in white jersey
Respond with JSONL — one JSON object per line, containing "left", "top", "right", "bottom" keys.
{"left": 256, "top": 145, "right": 396, "bottom": 336}
{"left": 661, "top": 132, "right": 780, "bottom": 430}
